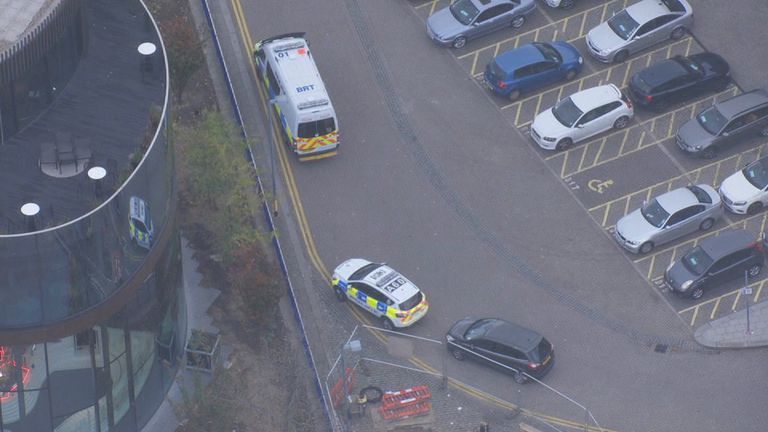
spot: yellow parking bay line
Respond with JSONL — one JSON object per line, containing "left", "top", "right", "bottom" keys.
{"left": 678, "top": 278, "right": 768, "bottom": 326}
{"left": 589, "top": 146, "right": 765, "bottom": 226}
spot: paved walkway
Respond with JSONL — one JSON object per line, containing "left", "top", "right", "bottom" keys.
{"left": 694, "top": 300, "right": 768, "bottom": 348}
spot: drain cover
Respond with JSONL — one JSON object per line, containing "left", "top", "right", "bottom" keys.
{"left": 654, "top": 344, "right": 668, "bottom": 353}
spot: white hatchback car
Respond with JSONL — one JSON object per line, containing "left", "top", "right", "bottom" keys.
{"left": 331, "top": 259, "right": 429, "bottom": 330}
{"left": 719, "top": 156, "right": 768, "bottom": 215}
{"left": 530, "top": 84, "right": 633, "bottom": 151}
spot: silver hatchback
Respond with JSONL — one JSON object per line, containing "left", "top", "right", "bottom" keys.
{"left": 586, "top": 0, "right": 693, "bottom": 63}
{"left": 614, "top": 184, "right": 723, "bottom": 254}
{"left": 426, "top": 0, "right": 536, "bottom": 49}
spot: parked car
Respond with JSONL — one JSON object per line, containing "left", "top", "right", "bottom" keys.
{"left": 586, "top": 0, "right": 693, "bottom": 63}
{"left": 627, "top": 53, "right": 731, "bottom": 110}
{"left": 446, "top": 317, "right": 554, "bottom": 384}
{"left": 542, "top": 0, "right": 575, "bottom": 9}
{"left": 484, "top": 41, "right": 582, "bottom": 101}
{"left": 614, "top": 185, "right": 722, "bottom": 254}
{"left": 129, "top": 196, "right": 154, "bottom": 250}
{"left": 665, "top": 230, "right": 764, "bottom": 300}
{"left": 426, "top": 0, "right": 537, "bottom": 49}
{"left": 530, "top": 84, "right": 633, "bottom": 150}
{"left": 719, "top": 155, "right": 768, "bottom": 215}
{"left": 676, "top": 89, "right": 768, "bottom": 159}
{"left": 331, "top": 259, "right": 429, "bottom": 330}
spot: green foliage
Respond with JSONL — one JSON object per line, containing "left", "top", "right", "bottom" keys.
{"left": 176, "top": 369, "right": 241, "bottom": 432}
{"left": 162, "top": 15, "right": 206, "bottom": 102}
{"left": 176, "top": 111, "right": 260, "bottom": 260}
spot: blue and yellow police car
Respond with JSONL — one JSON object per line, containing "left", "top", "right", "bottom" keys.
{"left": 332, "top": 258, "right": 429, "bottom": 330}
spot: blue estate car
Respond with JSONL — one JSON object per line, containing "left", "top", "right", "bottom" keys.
{"left": 484, "top": 41, "right": 583, "bottom": 101}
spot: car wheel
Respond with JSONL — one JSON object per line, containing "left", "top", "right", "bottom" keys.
{"left": 451, "top": 349, "right": 465, "bottom": 361}
{"left": 334, "top": 286, "right": 346, "bottom": 302}
{"left": 513, "top": 371, "right": 528, "bottom": 384}
{"left": 699, "top": 218, "right": 714, "bottom": 231}
{"left": 748, "top": 202, "right": 764, "bottom": 215}
{"left": 670, "top": 26, "right": 687, "bottom": 40}
{"left": 511, "top": 15, "right": 526, "bottom": 29}
{"left": 613, "top": 50, "right": 629, "bottom": 63}
{"left": 690, "top": 286, "right": 704, "bottom": 300}
{"left": 452, "top": 36, "right": 467, "bottom": 49}
{"left": 613, "top": 116, "right": 630, "bottom": 129}
{"left": 701, "top": 147, "right": 717, "bottom": 159}
{"left": 381, "top": 317, "right": 395, "bottom": 331}
{"left": 760, "top": 126, "right": 768, "bottom": 137}
{"left": 508, "top": 89, "right": 521, "bottom": 101}
{"left": 555, "top": 138, "right": 573, "bottom": 151}
{"left": 639, "top": 241, "right": 654, "bottom": 254}
{"left": 748, "top": 264, "right": 762, "bottom": 278}
{"left": 560, "top": 0, "right": 575, "bottom": 9}
{"left": 565, "top": 69, "right": 577, "bottom": 81}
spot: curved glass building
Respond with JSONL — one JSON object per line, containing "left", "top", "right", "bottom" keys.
{"left": 0, "top": 0, "right": 185, "bottom": 430}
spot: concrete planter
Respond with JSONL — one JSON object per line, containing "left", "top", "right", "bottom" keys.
{"left": 184, "top": 329, "right": 220, "bottom": 372}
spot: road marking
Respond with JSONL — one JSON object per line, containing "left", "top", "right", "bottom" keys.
{"left": 588, "top": 178, "right": 613, "bottom": 194}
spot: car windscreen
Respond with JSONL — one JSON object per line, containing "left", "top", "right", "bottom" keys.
{"left": 449, "top": 0, "right": 479, "bottom": 26}
{"left": 677, "top": 56, "right": 702, "bottom": 76}
{"left": 298, "top": 117, "right": 336, "bottom": 138}
{"left": 743, "top": 158, "right": 768, "bottom": 190}
{"left": 696, "top": 106, "right": 727, "bottom": 135}
{"left": 350, "top": 263, "right": 382, "bottom": 280}
{"left": 399, "top": 291, "right": 423, "bottom": 311}
{"left": 607, "top": 10, "right": 640, "bottom": 40}
{"left": 534, "top": 43, "right": 562, "bottom": 64}
{"left": 686, "top": 185, "right": 712, "bottom": 204}
{"left": 464, "top": 319, "right": 496, "bottom": 340}
{"left": 661, "top": 0, "right": 686, "bottom": 13}
{"left": 552, "top": 97, "right": 583, "bottom": 127}
{"left": 132, "top": 219, "right": 148, "bottom": 234}
{"left": 640, "top": 199, "right": 670, "bottom": 228}
{"left": 527, "top": 338, "right": 552, "bottom": 363}
{"left": 682, "top": 246, "right": 714, "bottom": 276}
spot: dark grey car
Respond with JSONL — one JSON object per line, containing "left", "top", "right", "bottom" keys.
{"left": 665, "top": 230, "right": 764, "bottom": 300}
{"left": 426, "top": 0, "right": 536, "bottom": 49}
{"left": 676, "top": 89, "right": 768, "bottom": 158}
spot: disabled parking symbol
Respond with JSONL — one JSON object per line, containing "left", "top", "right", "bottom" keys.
{"left": 588, "top": 179, "right": 613, "bottom": 194}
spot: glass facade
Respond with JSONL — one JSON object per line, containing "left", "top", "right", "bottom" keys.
{"left": 0, "top": 0, "right": 183, "bottom": 431}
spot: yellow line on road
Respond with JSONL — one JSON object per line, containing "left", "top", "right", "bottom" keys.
{"left": 429, "top": 0, "right": 440, "bottom": 16}
{"left": 688, "top": 306, "right": 699, "bottom": 326}
{"left": 709, "top": 297, "right": 722, "bottom": 320}
{"left": 646, "top": 254, "right": 656, "bottom": 280}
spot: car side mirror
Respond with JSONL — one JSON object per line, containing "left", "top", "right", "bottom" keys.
{"left": 576, "top": 124, "right": 584, "bottom": 128}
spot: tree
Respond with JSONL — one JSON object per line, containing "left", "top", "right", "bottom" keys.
{"left": 163, "top": 15, "right": 205, "bottom": 103}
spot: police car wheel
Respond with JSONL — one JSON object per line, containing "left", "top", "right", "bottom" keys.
{"left": 333, "top": 286, "right": 346, "bottom": 302}
{"left": 381, "top": 318, "right": 395, "bottom": 331}
{"left": 513, "top": 371, "right": 528, "bottom": 384}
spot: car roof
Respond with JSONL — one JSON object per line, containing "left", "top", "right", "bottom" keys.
{"left": 129, "top": 196, "right": 147, "bottom": 221}
{"left": 570, "top": 85, "right": 621, "bottom": 111}
{"left": 656, "top": 187, "right": 698, "bottom": 211}
{"left": 699, "top": 230, "right": 757, "bottom": 258}
{"left": 626, "top": 0, "right": 677, "bottom": 25}
{"left": 359, "top": 265, "right": 420, "bottom": 304}
{"left": 639, "top": 57, "right": 689, "bottom": 89}
{"left": 473, "top": 0, "right": 514, "bottom": 7}
{"left": 482, "top": 319, "right": 543, "bottom": 351}
{"left": 495, "top": 44, "right": 544, "bottom": 72}
{"left": 715, "top": 89, "right": 768, "bottom": 119}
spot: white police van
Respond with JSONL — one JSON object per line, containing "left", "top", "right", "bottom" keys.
{"left": 254, "top": 33, "right": 339, "bottom": 161}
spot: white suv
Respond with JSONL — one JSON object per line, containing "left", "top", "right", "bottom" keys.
{"left": 719, "top": 156, "right": 768, "bottom": 215}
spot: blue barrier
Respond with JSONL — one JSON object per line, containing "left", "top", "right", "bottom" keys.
{"left": 198, "top": 1, "right": 333, "bottom": 429}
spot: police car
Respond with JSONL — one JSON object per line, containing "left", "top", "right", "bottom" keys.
{"left": 129, "top": 196, "right": 154, "bottom": 250}
{"left": 332, "top": 259, "right": 429, "bottom": 330}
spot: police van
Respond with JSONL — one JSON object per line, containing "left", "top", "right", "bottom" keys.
{"left": 254, "top": 33, "right": 339, "bottom": 161}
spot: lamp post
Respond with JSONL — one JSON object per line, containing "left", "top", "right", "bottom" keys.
{"left": 339, "top": 339, "right": 361, "bottom": 422}
{"left": 267, "top": 99, "right": 278, "bottom": 217}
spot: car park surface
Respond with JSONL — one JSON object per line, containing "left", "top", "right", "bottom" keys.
{"left": 214, "top": 0, "right": 768, "bottom": 430}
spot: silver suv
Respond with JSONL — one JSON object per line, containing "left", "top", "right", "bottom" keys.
{"left": 426, "top": 0, "right": 536, "bottom": 49}
{"left": 676, "top": 89, "right": 768, "bottom": 159}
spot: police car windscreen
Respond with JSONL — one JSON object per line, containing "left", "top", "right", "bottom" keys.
{"left": 298, "top": 117, "right": 335, "bottom": 138}
{"left": 399, "top": 291, "right": 423, "bottom": 311}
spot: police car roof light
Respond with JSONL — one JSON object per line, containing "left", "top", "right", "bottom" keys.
{"left": 297, "top": 98, "right": 329, "bottom": 110}
{"left": 259, "top": 32, "right": 307, "bottom": 47}
{"left": 274, "top": 41, "right": 306, "bottom": 53}
{"left": 375, "top": 271, "right": 399, "bottom": 288}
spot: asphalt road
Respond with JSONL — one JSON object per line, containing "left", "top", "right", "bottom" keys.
{"left": 208, "top": 0, "right": 768, "bottom": 430}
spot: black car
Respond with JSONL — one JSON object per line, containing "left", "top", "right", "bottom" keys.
{"left": 665, "top": 230, "right": 764, "bottom": 300}
{"left": 627, "top": 53, "right": 730, "bottom": 110}
{"left": 446, "top": 317, "right": 554, "bottom": 384}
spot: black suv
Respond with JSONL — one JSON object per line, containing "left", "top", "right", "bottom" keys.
{"left": 627, "top": 53, "right": 730, "bottom": 111}
{"left": 446, "top": 317, "right": 554, "bottom": 384}
{"left": 665, "top": 230, "right": 764, "bottom": 300}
